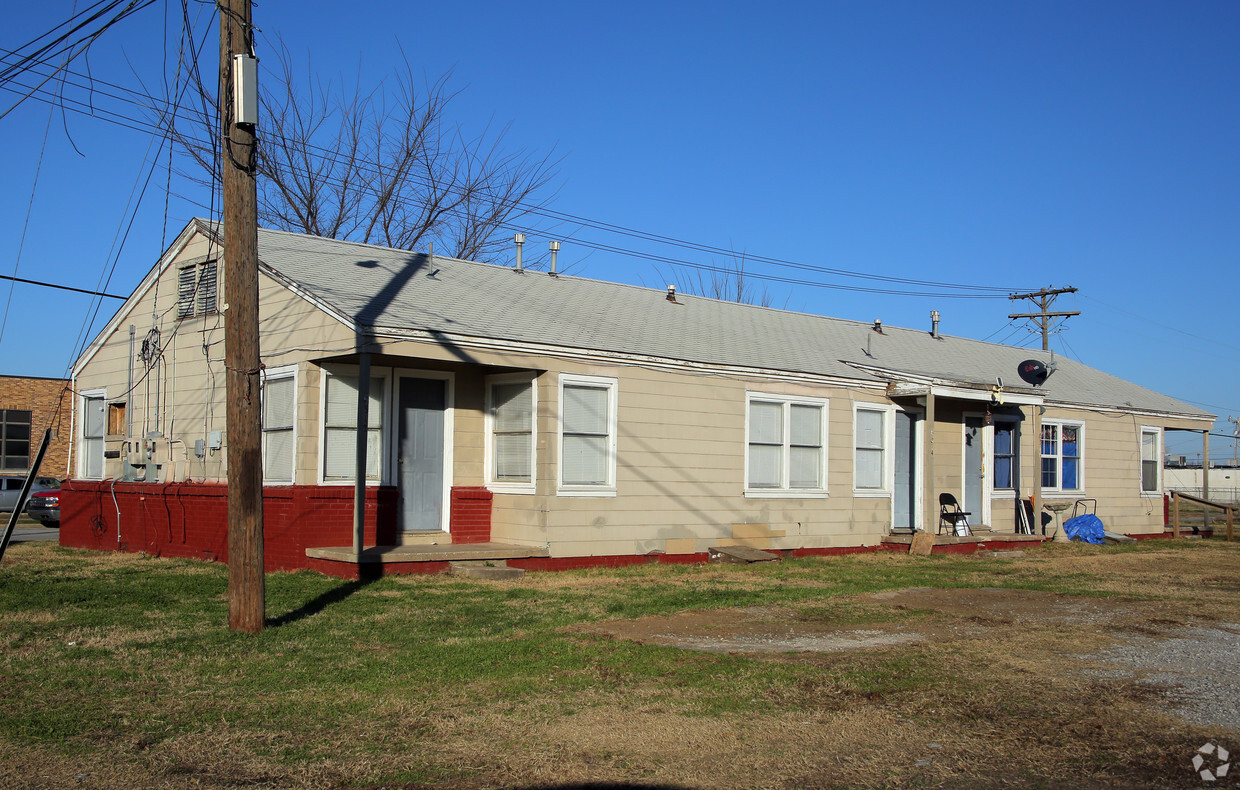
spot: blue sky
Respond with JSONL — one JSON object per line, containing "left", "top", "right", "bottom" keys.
{"left": 1, "top": 1, "right": 1237, "bottom": 459}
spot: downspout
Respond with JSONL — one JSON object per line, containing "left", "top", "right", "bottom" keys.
{"left": 1202, "top": 430, "right": 1210, "bottom": 500}
{"left": 126, "top": 325, "right": 135, "bottom": 481}
{"left": 67, "top": 372, "right": 77, "bottom": 479}
{"left": 922, "top": 390, "right": 936, "bottom": 533}
{"left": 1032, "top": 405, "right": 1042, "bottom": 538}
{"left": 127, "top": 326, "right": 135, "bottom": 437}
{"left": 353, "top": 351, "right": 371, "bottom": 559}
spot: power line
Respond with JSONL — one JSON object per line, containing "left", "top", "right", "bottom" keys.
{"left": 0, "top": 273, "right": 126, "bottom": 300}
{"left": 2, "top": 47, "right": 1036, "bottom": 300}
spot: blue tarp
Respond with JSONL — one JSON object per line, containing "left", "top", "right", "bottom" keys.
{"left": 1064, "top": 513, "right": 1106, "bottom": 545}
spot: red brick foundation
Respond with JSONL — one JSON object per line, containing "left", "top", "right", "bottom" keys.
{"left": 59, "top": 481, "right": 400, "bottom": 572}
{"left": 448, "top": 486, "right": 493, "bottom": 543}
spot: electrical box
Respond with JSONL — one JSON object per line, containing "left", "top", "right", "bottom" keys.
{"left": 194, "top": 438, "right": 206, "bottom": 459}
{"left": 126, "top": 439, "right": 146, "bottom": 467}
{"left": 208, "top": 430, "right": 222, "bottom": 450}
{"left": 232, "top": 54, "right": 258, "bottom": 125}
{"left": 145, "top": 440, "right": 170, "bottom": 466}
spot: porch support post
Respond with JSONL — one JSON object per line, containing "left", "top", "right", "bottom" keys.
{"left": 922, "top": 390, "right": 936, "bottom": 533}
{"left": 1032, "top": 405, "right": 1042, "bottom": 536}
{"left": 353, "top": 352, "right": 371, "bottom": 559}
{"left": 1202, "top": 430, "right": 1210, "bottom": 500}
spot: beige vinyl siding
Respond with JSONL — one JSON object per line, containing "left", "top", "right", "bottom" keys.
{"left": 491, "top": 361, "right": 898, "bottom": 555}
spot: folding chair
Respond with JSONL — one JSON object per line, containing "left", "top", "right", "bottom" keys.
{"left": 938, "top": 493, "right": 972, "bottom": 536}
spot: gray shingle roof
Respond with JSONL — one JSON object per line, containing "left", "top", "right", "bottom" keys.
{"left": 250, "top": 225, "right": 1210, "bottom": 419}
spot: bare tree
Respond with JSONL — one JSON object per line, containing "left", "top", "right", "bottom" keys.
{"left": 177, "top": 44, "right": 558, "bottom": 262}
{"left": 660, "top": 249, "right": 775, "bottom": 307}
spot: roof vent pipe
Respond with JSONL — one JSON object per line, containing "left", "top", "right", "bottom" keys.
{"left": 549, "top": 240, "right": 560, "bottom": 276}
{"left": 514, "top": 233, "right": 525, "bottom": 272}
{"left": 667, "top": 284, "right": 677, "bottom": 302}
{"left": 873, "top": 318, "right": 883, "bottom": 333}
{"left": 931, "top": 310, "right": 940, "bottom": 338}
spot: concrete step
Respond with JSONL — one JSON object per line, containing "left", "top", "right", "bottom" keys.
{"left": 449, "top": 560, "right": 526, "bottom": 580}
{"left": 708, "top": 546, "right": 780, "bottom": 564}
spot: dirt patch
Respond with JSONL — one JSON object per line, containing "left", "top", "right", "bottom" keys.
{"left": 577, "top": 587, "right": 1179, "bottom": 656}
{"left": 578, "top": 605, "right": 929, "bottom": 653}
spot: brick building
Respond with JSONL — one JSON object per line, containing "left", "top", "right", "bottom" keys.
{"left": 0, "top": 374, "right": 72, "bottom": 479}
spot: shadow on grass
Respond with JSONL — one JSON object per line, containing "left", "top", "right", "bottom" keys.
{"left": 267, "top": 576, "right": 377, "bottom": 628}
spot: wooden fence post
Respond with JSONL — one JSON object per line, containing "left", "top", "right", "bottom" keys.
{"left": 1172, "top": 492, "right": 1180, "bottom": 538}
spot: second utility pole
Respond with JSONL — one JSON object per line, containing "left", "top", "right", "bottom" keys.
{"left": 1009, "top": 286, "right": 1080, "bottom": 352}
{"left": 220, "top": 0, "right": 264, "bottom": 633}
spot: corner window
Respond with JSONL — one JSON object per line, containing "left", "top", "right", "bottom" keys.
{"left": 558, "top": 374, "right": 617, "bottom": 495}
{"left": 746, "top": 393, "right": 828, "bottom": 496}
{"left": 1, "top": 409, "right": 32, "bottom": 471}
{"left": 177, "top": 261, "right": 217, "bottom": 318}
{"left": 486, "top": 374, "right": 536, "bottom": 494}
{"left": 854, "top": 405, "right": 891, "bottom": 493}
{"left": 1041, "top": 421, "right": 1083, "bottom": 491}
{"left": 1140, "top": 427, "right": 1161, "bottom": 495}
{"left": 262, "top": 367, "right": 297, "bottom": 484}
{"left": 993, "top": 418, "right": 1020, "bottom": 490}
{"left": 79, "top": 392, "right": 106, "bottom": 480}
{"left": 322, "top": 372, "right": 384, "bottom": 482}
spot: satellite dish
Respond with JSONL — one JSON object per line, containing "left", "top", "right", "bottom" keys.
{"left": 1017, "top": 359, "right": 1050, "bottom": 387}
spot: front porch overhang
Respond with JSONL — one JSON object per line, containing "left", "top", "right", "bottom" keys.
{"left": 887, "top": 382, "right": 1045, "bottom": 407}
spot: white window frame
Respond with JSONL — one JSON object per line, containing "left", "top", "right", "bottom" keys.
{"left": 485, "top": 372, "right": 537, "bottom": 495}
{"left": 744, "top": 392, "right": 829, "bottom": 498}
{"left": 78, "top": 388, "right": 107, "bottom": 481}
{"left": 1140, "top": 426, "right": 1162, "bottom": 496}
{"left": 1040, "top": 420, "right": 1085, "bottom": 493}
{"left": 853, "top": 402, "right": 895, "bottom": 496}
{"left": 318, "top": 366, "right": 390, "bottom": 486}
{"left": 557, "top": 373, "right": 618, "bottom": 497}
{"left": 260, "top": 364, "right": 298, "bottom": 485}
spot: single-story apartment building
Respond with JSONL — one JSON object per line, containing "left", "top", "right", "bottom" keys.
{"left": 60, "top": 219, "right": 1214, "bottom": 576}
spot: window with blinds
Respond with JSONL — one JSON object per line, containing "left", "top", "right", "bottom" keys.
{"left": 323, "top": 373, "right": 384, "bottom": 481}
{"left": 487, "top": 376, "right": 535, "bottom": 492}
{"left": 1140, "top": 427, "right": 1160, "bottom": 494}
{"left": 262, "top": 373, "right": 296, "bottom": 483}
{"left": 853, "top": 406, "right": 889, "bottom": 492}
{"left": 746, "top": 394, "right": 827, "bottom": 495}
{"left": 177, "top": 261, "right": 218, "bottom": 318}
{"left": 558, "top": 374, "right": 617, "bottom": 494}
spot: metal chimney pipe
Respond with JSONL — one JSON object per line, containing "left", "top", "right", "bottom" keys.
{"left": 514, "top": 233, "right": 525, "bottom": 272}
{"left": 931, "top": 310, "right": 940, "bottom": 338}
{"left": 549, "top": 240, "right": 560, "bottom": 275}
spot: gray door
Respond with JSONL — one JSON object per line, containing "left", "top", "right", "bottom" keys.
{"left": 397, "top": 378, "right": 447, "bottom": 532}
{"left": 963, "top": 416, "right": 984, "bottom": 520}
{"left": 893, "top": 411, "right": 918, "bottom": 530}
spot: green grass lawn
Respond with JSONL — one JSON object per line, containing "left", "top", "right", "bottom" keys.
{"left": 0, "top": 539, "right": 1235, "bottom": 789}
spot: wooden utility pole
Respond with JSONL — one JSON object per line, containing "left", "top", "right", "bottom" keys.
{"left": 1008, "top": 287, "right": 1080, "bottom": 351}
{"left": 220, "top": 0, "right": 264, "bottom": 633}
